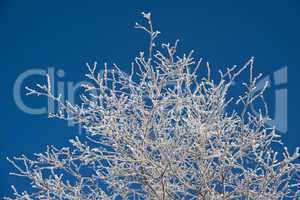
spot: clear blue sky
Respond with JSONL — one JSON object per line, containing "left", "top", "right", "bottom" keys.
{"left": 0, "top": 1, "right": 299, "bottom": 198}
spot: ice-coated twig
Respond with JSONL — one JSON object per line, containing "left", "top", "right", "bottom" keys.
{"left": 6, "top": 12, "right": 300, "bottom": 200}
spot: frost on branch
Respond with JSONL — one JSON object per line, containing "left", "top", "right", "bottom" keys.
{"left": 6, "top": 12, "right": 300, "bottom": 200}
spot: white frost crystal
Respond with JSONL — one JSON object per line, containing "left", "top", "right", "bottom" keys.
{"left": 6, "top": 13, "right": 300, "bottom": 200}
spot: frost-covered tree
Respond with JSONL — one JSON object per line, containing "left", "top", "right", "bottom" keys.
{"left": 6, "top": 12, "right": 300, "bottom": 200}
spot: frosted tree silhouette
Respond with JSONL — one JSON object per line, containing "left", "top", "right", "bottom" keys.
{"left": 6, "top": 12, "right": 300, "bottom": 200}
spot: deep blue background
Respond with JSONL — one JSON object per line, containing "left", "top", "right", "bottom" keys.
{"left": 0, "top": 1, "right": 299, "bottom": 198}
